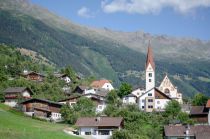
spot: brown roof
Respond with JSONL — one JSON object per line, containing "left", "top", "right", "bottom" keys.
{"left": 90, "top": 80, "right": 111, "bottom": 88}
{"left": 3, "top": 87, "right": 33, "bottom": 94}
{"left": 20, "top": 98, "right": 62, "bottom": 107}
{"left": 196, "top": 131, "right": 210, "bottom": 139}
{"left": 145, "top": 42, "right": 155, "bottom": 70}
{"left": 190, "top": 106, "right": 208, "bottom": 115}
{"left": 75, "top": 117, "right": 123, "bottom": 127}
{"left": 22, "top": 71, "right": 45, "bottom": 77}
{"left": 164, "top": 125, "right": 210, "bottom": 137}
{"left": 155, "top": 88, "right": 171, "bottom": 100}
{"left": 206, "top": 99, "right": 210, "bottom": 108}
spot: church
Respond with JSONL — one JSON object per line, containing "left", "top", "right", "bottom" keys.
{"left": 132, "top": 41, "right": 183, "bottom": 112}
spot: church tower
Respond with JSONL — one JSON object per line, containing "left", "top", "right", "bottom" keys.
{"left": 145, "top": 41, "right": 155, "bottom": 92}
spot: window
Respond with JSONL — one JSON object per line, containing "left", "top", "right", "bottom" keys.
{"left": 164, "top": 88, "right": 170, "bottom": 94}
{"left": 98, "top": 105, "right": 103, "bottom": 109}
{"left": 142, "top": 106, "right": 144, "bottom": 109}
{"left": 85, "top": 132, "right": 91, "bottom": 135}
{"left": 148, "top": 105, "right": 153, "bottom": 108}
{"left": 148, "top": 93, "right": 152, "bottom": 96}
{"left": 157, "top": 101, "right": 160, "bottom": 104}
{"left": 149, "top": 79, "right": 151, "bottom": 82}
{"left": 142, "top": 100, "right": 145, "bottom": 103}
{"left": 149, "top": 73, "right": 152, "bottom": 77}
{"left": 148, "top": 99, "right": 153, "bottom": 102}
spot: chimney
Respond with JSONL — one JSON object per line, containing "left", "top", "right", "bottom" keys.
{"left": 95, "top": 117, "right": 101, "bottom": 122}
{"left": 185, "top": 124, "right": 190, "bottom": 135}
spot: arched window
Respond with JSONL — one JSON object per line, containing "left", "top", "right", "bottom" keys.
{"left": 164, "top": 88, "right": 170, "bottom": 94}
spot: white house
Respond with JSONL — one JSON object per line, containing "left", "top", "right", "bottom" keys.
{"left": 131, "top": 87, "right": 145, "bottom": 97}
{"left": 54, "top": 73, "right": 71, "bottom": 84}
{"left": 122, "top": 94, "right": 137, "bottom": 104}
{"left": 91, "top": 79, "right": 114, "bottom": 91}
{"left": 206, "top": 99, "right": 210, "bottom": 125}
{"left": 75, "top": 117, "right": 123, "bottom": 136}
{"left": 4, "top": 87, "right": 32, "bottom": 107}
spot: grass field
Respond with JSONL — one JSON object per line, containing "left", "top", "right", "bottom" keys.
{"left": 0, "top": 103, "right": 81, "bottom": 139}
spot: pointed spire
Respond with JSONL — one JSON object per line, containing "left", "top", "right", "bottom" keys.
{"left": 146, "top": 40, "right": 155, "bottom": 70}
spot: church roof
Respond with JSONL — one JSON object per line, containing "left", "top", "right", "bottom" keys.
{"left": 146, "top": 41, "right": 155, "bottom": 70}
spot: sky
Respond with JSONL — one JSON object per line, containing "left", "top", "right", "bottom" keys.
{"left": 30, "top": 0, "right": 210, "bottom": 40}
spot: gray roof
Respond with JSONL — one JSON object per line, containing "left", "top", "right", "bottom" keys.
{"left": 3, "top": 87, "right": 32, "bottom": 94}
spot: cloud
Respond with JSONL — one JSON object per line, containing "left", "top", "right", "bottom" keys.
{"left": 101, "top": 0, "right": 210, "bottom": 15}
{"left": 77, "top": 6, "right": 95, "bottom": 18}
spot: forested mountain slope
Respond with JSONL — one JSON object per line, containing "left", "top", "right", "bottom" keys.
{"left": 0, "top": 0, "right": 210, "bottom": 97}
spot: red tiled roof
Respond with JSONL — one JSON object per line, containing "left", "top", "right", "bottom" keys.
{"left": 145, "top": 41, "right": 155, "bottom": 70}
{"left": 206, "top": 99, "right": 210, "bottom": 108}
{"left": 75, "top": 117, "right": 123, "bottom": 127}
{"left": 90, "top": 79, "right": 111, "bottom": 88}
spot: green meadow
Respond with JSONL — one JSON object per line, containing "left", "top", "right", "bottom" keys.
{"left": 0, "top": 103, "right": 81, "bottom": 139}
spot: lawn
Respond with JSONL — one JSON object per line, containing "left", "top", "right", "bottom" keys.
{"left": 0, "top": 103, "right": 81, "bottom": 139}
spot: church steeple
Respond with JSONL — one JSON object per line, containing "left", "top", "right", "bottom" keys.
{"left": 146, "top": 41, "right": 155, "bottom": 70}
{"left": 145, "top": 41, "right": 155, "bottom": 91}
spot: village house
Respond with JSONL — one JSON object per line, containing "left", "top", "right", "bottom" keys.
{"left": 20, "top": 98, "right": 63, "bottom": 122}
{"left": 206, "top": 99, "right": 210, "bottom": 125}
{"left": 122, "top": 94, "right": 137, "bottom": 104}
{"left": 164, "top": 125, "right": 210, "bottom": 139}
{"left": 21, "top": 71, "right": 45, "bottom": 81}
{"left": 131, "top": 87, "right": 145, "bottom": 97}
{"left": 90, "top": 79, "right": 114, "bottom": 91}
{"left": 189, "top": 106, "right": 209, "bottom": 124}
{"left": 75, "top": 117, "right": 123, "bottom": 136}
{"left": 59, "top": 92, "right": 108, "bottom": 113}
{"left": 54, "top": 73, "right": 71, "bottom": 84}
{"left": 72, "top": 85, "right": 90, "bottom": 94}
{"left": 4, "top": 87, "right": 33, "bottom": 107}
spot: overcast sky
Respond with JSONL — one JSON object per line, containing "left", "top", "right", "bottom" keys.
{"left": 31, "top": 0, "right": 210, "bottom": 40}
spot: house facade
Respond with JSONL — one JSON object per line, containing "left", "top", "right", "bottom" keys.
{"left": 75, "top": 117, "right": 123, "bottom": 136}
{"left": 21, "top": 71, "right": 45, "bottom": 81}
{"left": 206, "top": 99, "right": 210, "bottom": 125}
{"left": 4, "top": 87, "right": 32, "bottom": 107}
{"left": 20, "top": 98, "right": 63, "bottom": 121}
{"left": 122, "top": 94, "right": 137, "bottom": 104}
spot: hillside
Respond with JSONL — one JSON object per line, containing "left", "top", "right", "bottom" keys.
{"left": 0, "top": 103, "right": 80, "bottom": 139}
{"left": 0, "top": 0, "right": 210, "bottom": 97}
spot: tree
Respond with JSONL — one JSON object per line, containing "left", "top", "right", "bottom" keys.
{"left": 60, "top": 104, "right": 78, "bottom": 124}
{"left": 62, "top": 65, "right": 77, "bottom": 82}
{"left": 73, "top": 97, "right": 96, "bottom": 116}
{"left": 106, "top": 90, "right": 119, "bottom": 105}
{"left": 164, "top": 100, "right": 181, "bottom": 119}
{"left": 192, "top": 93, "right": 209, "bottom": 106}
{"left": 118, "top": 83, "right": 132, "bottom": 98}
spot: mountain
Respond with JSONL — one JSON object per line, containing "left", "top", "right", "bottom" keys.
{"left": 0, "top": 0, "right": 210, "bottom": 97}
